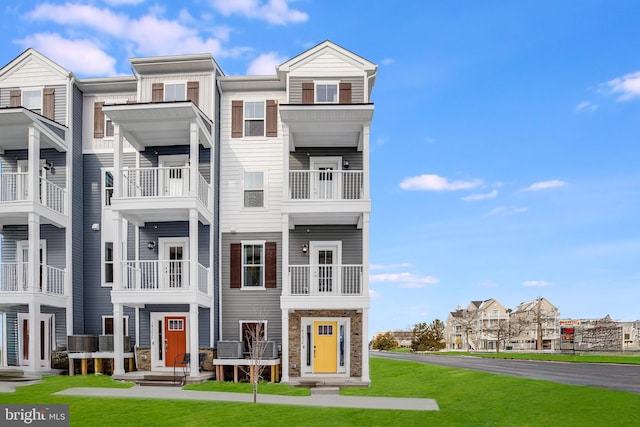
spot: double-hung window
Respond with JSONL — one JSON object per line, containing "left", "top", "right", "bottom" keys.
{"left": 165, "top": 83, "right": 186, "bottom": 101}
{"left": 244, "top": 101, "right": 265, "bottom": 136}
{"left": 22, "top": 89, "right": 43, "bottom": 114}
{"left": 104, "top": 242, "right": 114, "bottom": 285}
{"left": 315, "top": 82, "right": 338, "bottom": 103}
{"left": 242, "top": 242, "right": 264, "bottom": 288}
{"left": 244, "top": 171, "right": 264, "bottom": 208}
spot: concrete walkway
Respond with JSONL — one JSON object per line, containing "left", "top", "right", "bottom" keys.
{"left": 54, "top": 385, "right": 439, "bottom": 411}
{"left": 0, "top": 380, "right": 41, "bottom": 393}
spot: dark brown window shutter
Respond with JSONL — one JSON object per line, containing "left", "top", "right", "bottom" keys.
{"left": 265, "top": 242, "right": 277, "bottom": 288}
{"left": 10, "top": 90, "right": 21, "bottom": 107}
{"left": 93, "top": 102, "right": 105, "bottom": 138}
{"left": 339, "top": 82, "right": 352, "bottom": 104}
{"left": 152, "top": 83, "right": 164, "bottom": 102}
{"left": 230, "top": 243, "right": 241, "bottom": 288}
{"left": 43, "top": 88, "right": 55, "bottom": 119}
{"left": 266, "top": 99, "right": 277, "bottom": 137}
{"left": 302, "top": 82, "right": 314, "bottom": 104}
{"left": 187, "top": 81, "right": 199, "bottom": 107}
{"left": 231, "top": 100, "right": 243, "bottom": 138}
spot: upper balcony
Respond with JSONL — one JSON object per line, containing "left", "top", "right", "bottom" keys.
{"left": 0, "top": 262, "right": 67, "bottom": 306}
{"left": 0, "top": 174, "right": 68, "bottom": 227}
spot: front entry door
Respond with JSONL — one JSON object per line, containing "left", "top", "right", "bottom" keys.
{"left": 17, "top": 240, "right": 46, "bottom": 292}
{"left": 159, "top": 238, "right": 188, "bottom": 289}
{"left": 310, "top": 157, "right": 341, "bottom": 200}
{"left": 311, "top": 241, "right": 341, "bottom": 294}
{"left": 159, "top": 155, "right": 189, "bottom": 197}
{"left": 164, "top": 316, "right": 186, "bottom": 367}
{"left": 313, "top": 321, "right": 338, "bottom": 373}
{"left": 18, "top": 313, "right": 53, "bottom": 368}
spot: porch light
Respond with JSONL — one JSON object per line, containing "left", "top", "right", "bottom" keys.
{"left": 342, "top": 159, "right": 350, "bottom": 170}
{"left": 301, "top": 244, "right": 309, "bottom": 254}
{"left": 44, "top": 161, "right": 54, "bottom": 171}
{"left": 147, "top": 241, "right": 156, "bottom": 250}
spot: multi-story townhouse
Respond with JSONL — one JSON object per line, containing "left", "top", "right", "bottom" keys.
{"left": 1, "top": 41, "right": 374, "bottom": 384}
{"left": 465, "top": 299, "right": 509, "bottom": 350}
{"left": 0, "top": 49, "right": 83, "bottom": 372}
{"left": 509, "top": 298, "right": 559, "bottom": 350}
{"left": 219, "top": 41, "right": 376, "bottom": 385}
{"left": 445, "top": 307, "right": 468, "bottom": 350}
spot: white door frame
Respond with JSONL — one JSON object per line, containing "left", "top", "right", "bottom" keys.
{"left": 17, "top": 159, "right": 47, "bottom": 202}
{"left": 159, "top": 154, "right": 189, "bottom": 197}
{"left": 150, "top": 312, "right": 190, "bottom": 371}
{"left": 17, "top": 313, "right": 54, "bottom": 368}
{"left": 17, "top": 240, "right": 46, "bottom": 291}
{"left": 158, "top": 237, "right": 189, "bottom": 289}
{"left": 310, "top": 156, "right": 341, "bottom": 200}
{"left": 300, "top": 317, "right": 349, "bottom": 377}
{"left": 310, "top": 241, "right": 341, "bottom": 294}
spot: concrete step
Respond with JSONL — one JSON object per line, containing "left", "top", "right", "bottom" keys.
{"left": 310, "top": 386, "right": 340, "bottom": 396}
{"left": 136, "top": 380, "right": 182, "bottom": 387}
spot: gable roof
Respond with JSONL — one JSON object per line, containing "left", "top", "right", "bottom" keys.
{"left": 0, "top": 48, "right": 73, "bottom": 82}
{"left": 277, "top": 40, "right": 377, "bottom": 76}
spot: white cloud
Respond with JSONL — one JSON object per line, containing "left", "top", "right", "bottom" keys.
{"left": 400, "top": 174, "right": 482, "bottom": 191}
{"left": 606, "top": 71, "right": 640, "bottom": 101}
{"left": 523, "top": 280, "right": 552, "bottom": 287}
{"left": 17, "top": 33, "right": 118, "bottom": 76}
{"left": 575, "top": 101, "right": 598, "bottom": 112}
{"left": 381, "top": 58, "right": 394, "bottom": 65}
{"left": 369, "top": 289, "right": 382, "bottom": 299}
{"left": 210, "top": 0, "right": 308, "bottom": 25}
{"left": 461, "top": 189, "right": 498, "bottom": 201}
{"left": 370, "top": 272, "right": 440, "bottom": 288}
{"left": 485, "top": 206, "right": 528, "bottom": 217}
{"left": 247, "top": 51, "right": 287, "bottom": 75}
{"left": 521, "top": 179, "right": 567, "bottom": 192}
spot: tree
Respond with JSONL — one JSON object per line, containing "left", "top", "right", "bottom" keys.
{"left": 411, "top": 319, "right": 446, "bottom": 352}
{"left": 371, "top": 332, "right": 399, "bottom": 351}
{"left": 242, "top": 307, "right": 270, "bottom": 403}
{"left": 483, "top": 314, "right": 526, "bottom": 352}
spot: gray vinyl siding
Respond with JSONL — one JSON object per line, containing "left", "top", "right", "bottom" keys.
{"left": 289, "top": 225, "right": 362, "bottom": 265}
{"left": 0, "top": 148, "right": 67, "bottom": 189}
{"left": 137, "top": 304, "right": 210, "bottom": 347}
{"left": 139, "top": 221, "right": 210, "bottom": 266}
{"left": 82, "top": 152, "right": 136, "bottom": 335}
{"left": 0, "top": 86, "right": 67, "bottom": 126}
{"left": 0, "top": 224, "right": 66, "bottom": 269}
{"left": 72, "top": 84, "right": 84, "bottom": 334}
{"left": 0, "top": 88, "right": 9, "bottom": 107}
{"left": 288, "top": 77, "right": 365, "bottom": 104}
{"left": 289, "top": 148, "right": 363, "bottom": 170}
{"left": 41, "top": 306, "right": 67, "bottom": 350}
{"left": 139, "top": 146, "right": 211, "bottom": 183}
{"left": 5, "top": 311, "right": 18, "bottom": 366}
{"left": 220, "top": 232, "right": 282, "bottom": 347}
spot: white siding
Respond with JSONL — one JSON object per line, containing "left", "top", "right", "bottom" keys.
{"left": 220, "top": 91, "right": 286, "bottom": 233}
{"left": 289, "top": 52, "right": 365, "bottom": 78}
{"left": 82, "top": 94, "right": 137, "bottom": 153}
{"left": 0, "top": 56, "right": 68, "bottom": 87}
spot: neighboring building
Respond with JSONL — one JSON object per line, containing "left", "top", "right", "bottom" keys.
{"left": 372, "top": 330, "right": 412, "bottom": 348}
{"left": 509, "top": 298, "right": 560, "bottom": 350}
{"left": 0, "top": 41, "right": 375, "bottom": 385}
{"left": 445, "top": 307, "right": 468, "bottom": 350}
{"left": 466, "top": 299, "right": 509, "bottom": 351}
{"left": 563, "top": 316, "right": 640, "bottom": 352}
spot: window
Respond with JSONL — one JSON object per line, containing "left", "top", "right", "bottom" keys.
{"left": 168, "top": 319, "right": 184, "bottom": 331}
{"left": 242, "top": 243, "right": 264, "bottom": 287}
{"left": 492, "top": 309, "right": 498, "bottom": 317}
{"left": 105, "top": 119, "right": 114, "bottom": 137}
{"left": 165, "top": 83, "right": 186, "bottom": 101}
{"left": 103, "top": 171, "right": 114, "bottom": 206}
{"left": 22, "top": 90, "right": 42, "bottom": 114}
{"left": 244, "top": 171, "right": 264, "bottom": 208}
{"left": 244, "top": 101, "right": 265, "bottom": 136}
{"left": 315, "top": 83, "right": 338, "bottom": 103}
{"left": 240, "top": 321, "right": 267, "bottom": 353}
{"left": 104, "top": 242, "right": 114, "bottom": 285}
{"left": 103, "top": 316, "right": 128, "bottom": 336}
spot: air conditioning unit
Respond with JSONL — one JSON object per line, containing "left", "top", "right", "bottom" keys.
{"left": 217, "top": 340, "right": 243, "bottom": 359}
{"left": 258, "top": 341, "right": 278, "bottom": 359}
{"left": 98, "top": 335, "right": 131, "bottom": 352}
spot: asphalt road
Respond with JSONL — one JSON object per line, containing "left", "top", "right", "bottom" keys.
{"left": 372, "top": 351, "right": 640, "bottom": 394}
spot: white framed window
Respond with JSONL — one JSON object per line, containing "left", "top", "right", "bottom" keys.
{"left": 165, "top": 82, "right": 186, "bottom": 101}
{"left": 491, "top": 309, "right": 498, "bottom": 317}
{"left": 240, "top": 320, "right": 268, "bottom": 352}
{"left": 244, "top": 101, "right": 265, "bottom": 136}
{"left": 22, "top": 89, "right": 43, "bottom": 114}
{"left": 103, "top": 170, "right": 114, "bottom": 206}
{"left": 102, "top": 315, "right": 129, "bottom": 336}
{"left": 243, "top": 171, "right": 264, "bottom": 208}
{"left": 104, "top": 242, "right": 114, "bottom": 285}
{"left": 315, "top": 81, "right": 339, "bottom": 103}
{"left": 105, "top": 119, "right": 114, "bottom": 137}
{"left": 242, "top": 241, "right": 265, "bottom": 288}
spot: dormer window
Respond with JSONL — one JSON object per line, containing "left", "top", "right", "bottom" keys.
{"left": 164, "top": 83, "right": 186, "bottom": 101}
{"left": 315, "top": 82, "right": 338, "bottom": 103}
{"left": 22, "top": 89, "right": 42, "bottom": 114}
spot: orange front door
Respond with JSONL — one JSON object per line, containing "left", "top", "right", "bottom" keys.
{"left": 164, "top": 316, "right": 186, "bottom": 367}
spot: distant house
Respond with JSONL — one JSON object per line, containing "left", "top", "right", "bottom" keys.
{"left": 509, "top": 298, "right": 560, "bottom": 350}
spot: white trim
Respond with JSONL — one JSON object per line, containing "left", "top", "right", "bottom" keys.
{"left": 150, "top": 312, "right": 190, "bottom": 371}
{"left": 238, "top": 320, "right": 268, "bottom": 342}
{"left": 300, "top": 317, "right": 350, "bottom": 377}
{"left": 313, "top": 80, "right": 340, "bottom": 104}
{"left": 1, "top": 313, "right": 7, "bottom": 367}
{"left": 21, "top": 87, "right": 44, "bottom": 113}
{"left": 159, "top": 237, "right": 189, "bottom": 289}
{"left": 101, "top": 315, "right": 130, "bottom": 336}
{"left": 240, "top": 240, "right": 266, "bottom": 289}
{"left": 163, "top": 81, "right": 187, "bottom": 102}
{"left": 17, "top": 313, "right": 54, "bottom": 369}
{"left": 242, "top": 169, "right": 267, "bottom": 210}
{"left": 243, "top": 100, "right": 266, "bottom": 137}
{"left": 17, "top": 240, "right": 47, "bottom": 291}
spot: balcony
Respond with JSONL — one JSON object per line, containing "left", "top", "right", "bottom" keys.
{"left": 287, "top": 265, "right": 364, "bottom": 296}
{"left": 0, "top": 262, "right": 66, "bottom": 296}
{"left": 120, "top": 260, "right": 209, "bottom": 294}
{"left": 0, "top": 173, "right": 68, "bottom": 225}
{"left": 289, "top": 170, "right": 364, "bottom": 201}
{"left": 110, "top": 167, "right": 212, "bottom": 224}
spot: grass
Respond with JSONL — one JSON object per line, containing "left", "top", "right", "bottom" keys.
{"left": 1, "top": 358, "right": 638, "bottom": 426}
{"left": 428, "top": 351, "right": 640, "bottom": 364}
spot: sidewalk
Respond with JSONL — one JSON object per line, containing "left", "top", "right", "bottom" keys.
{"left": 54, "top": 385, "right": 439, "bottom": 411}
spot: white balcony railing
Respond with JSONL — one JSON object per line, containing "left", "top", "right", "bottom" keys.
{"left": 0, "top": 173, "right": 67, "bottom": 215}
{"left": 120, "top": 167, "right": 210, "bottom": 206}
{"left": 288, "top": 265, "right": 363, "bottom": 296}
{"left": 122, "top": 260, "right": 209, "bottom": 294}
{"left": 0, "top": 262, "right": 66, "bottom": 296}
{"left": 289, "top": 170, "right": 364, "bottom": 200}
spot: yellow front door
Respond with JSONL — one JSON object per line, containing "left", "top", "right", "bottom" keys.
{"left": 313, "top": 321, "right": 338, "bottom": 373}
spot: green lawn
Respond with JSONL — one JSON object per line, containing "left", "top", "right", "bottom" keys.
{"left": 428, "top": 351, "right": 640, "bottom": 364}
{"left": 1, "top": 358, "right": 638, "bottom": 426}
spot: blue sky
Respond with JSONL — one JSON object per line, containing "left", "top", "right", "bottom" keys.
{"left": 1, "top": 1, "right": 639, "bottom": 338}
